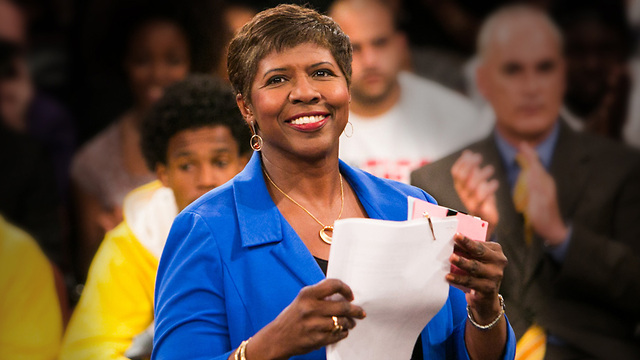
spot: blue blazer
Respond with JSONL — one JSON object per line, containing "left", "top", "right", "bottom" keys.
{"left": 153, "top": 153, "right": 516, "bottom": 360}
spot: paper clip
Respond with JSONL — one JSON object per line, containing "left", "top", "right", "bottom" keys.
{"left": 423, "top": 212, "right": 436, "bottom": 240}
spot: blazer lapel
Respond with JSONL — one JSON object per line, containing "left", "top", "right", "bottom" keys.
{"left": 234, "top": 153, "right": 324, "bottom": 287}
{"left": 549, "top": 123, "right": 591, "bottom": 222}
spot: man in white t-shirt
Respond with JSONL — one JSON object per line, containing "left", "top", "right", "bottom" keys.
{"left": 329, "top": 0, "right": 492, "bottom": 183}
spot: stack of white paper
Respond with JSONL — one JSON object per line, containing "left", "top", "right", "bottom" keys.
{"left": 326, "top": 217, "right": 458, "bottom": 360}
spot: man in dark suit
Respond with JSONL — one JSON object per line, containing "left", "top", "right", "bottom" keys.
{"left": 411, "top": 5, "right": 640, "bottom": 359}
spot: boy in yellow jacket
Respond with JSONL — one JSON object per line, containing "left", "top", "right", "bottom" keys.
{"left": 59, "top": 75, "right": 251, "bottom": 360}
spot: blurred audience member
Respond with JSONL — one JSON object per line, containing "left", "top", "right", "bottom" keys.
{"left": 0, "top": 0, "right": 26, "bottom": 45}
{"left": 0, "top": 39, "right": 65, "bottom": 268}
{"left": 70, "top": 0, "right": 226, "bottom": 281}
{"left": 60, "top": 75, "right": 251, "bottom": 360}
{"left": 0, "top": 0, "right": 75, "bottom": 246}
{"left": 552, "top": 0, "right": 633, "bottom": 141}
{"left": 621, "top": 0, "right": 640, "bottom": 149}
{"left": 216, "top": 1, "right": 257, "bottom": 82}
{"left": 0, "top": 214, "right": 63, "bottom": 360}
{"left": 225, "top": 2, "right": 257, "bottom": 37}
{"left": 329, "top": 0, "right": 490, "bottom": 184}
{"left": 412, "top": 6, "right": 640, "bottom": 359}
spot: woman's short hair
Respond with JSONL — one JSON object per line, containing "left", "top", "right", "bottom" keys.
{"left": 141, "top": 74, "right": 252, "bottom": 170}
{"left": 227, "top": 3, "right": 352, "bottom": 102}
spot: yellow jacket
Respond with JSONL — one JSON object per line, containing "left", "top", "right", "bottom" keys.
{"left": 0, "top": 215, "right": 62, "bottom": 360}
{"left": 59, "top": 181, "right": 177, "bottom": 360}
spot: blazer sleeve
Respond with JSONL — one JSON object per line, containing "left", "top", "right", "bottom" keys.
{"left": 153, "top": 211, "right": 234, "bottom": 360}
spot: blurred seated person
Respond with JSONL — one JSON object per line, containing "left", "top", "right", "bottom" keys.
{"left": 0, "top": 214, "right": 63, "bottom": 360}
{"left": 412, "top": 5, "right": 640, "bottom": 359}
{"left": 59, "top": 75, "right": 251, "bottom": 360}
{"left": 0, "top": 38, "right": 65, "bottom": 267}
{"left": 152, "top": 5, "right": 516, "bottom": 359}
{"left": 329, "top": 0, "right": 491, "bottom": 184}
{"left": 551, "top": 0, "right": 634, "bottom": 142}
{"left": 0, "top": 0, "right": 76, "bottom": 205}
{"left": 70, "top": 0, "right": 226, "bottom": 280}
{"left": 216, "top": 1, "right": 257, "bottom": 82}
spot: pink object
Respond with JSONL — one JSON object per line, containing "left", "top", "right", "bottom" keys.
{"left": 408, "top": 196, "right": 488, "bottom": 241}
{"left": 408, "top": 196, "right": 489, "bottom": 283}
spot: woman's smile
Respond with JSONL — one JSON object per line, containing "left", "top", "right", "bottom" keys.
{"left": 285, "top": 113, "right": 330, "bottom": 131}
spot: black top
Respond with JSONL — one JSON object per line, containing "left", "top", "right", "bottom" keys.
{"left": 313, "top": 256, "right": 328, "bottom": 275}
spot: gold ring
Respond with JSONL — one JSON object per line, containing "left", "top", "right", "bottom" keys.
{"left": 331, "top": 316, "right": 343, "bottom": 334}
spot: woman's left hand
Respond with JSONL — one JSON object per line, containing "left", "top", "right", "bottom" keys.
{"left": 446, "top": 233, "right": 508, "bottom": 322}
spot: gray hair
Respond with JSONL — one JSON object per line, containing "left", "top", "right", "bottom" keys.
{"left": 477, "top": 5, "right": 563, "bottom": 60}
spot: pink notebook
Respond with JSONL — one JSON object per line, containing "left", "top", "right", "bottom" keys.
{"left": 407, "top": 196, "right": 488, "bottom": 241}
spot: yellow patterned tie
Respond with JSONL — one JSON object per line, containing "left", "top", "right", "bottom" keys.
{"left": 513, "top": 154, "right": 533, "bottom": 246}
{"left": 515, "top": 324, "right": 546, "bottom": 360}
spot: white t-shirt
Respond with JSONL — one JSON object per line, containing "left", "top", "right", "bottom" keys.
{"left": 339, "top": 72, "right": 492, "bottom": 183}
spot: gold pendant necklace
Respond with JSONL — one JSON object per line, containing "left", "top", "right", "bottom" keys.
{"left": 262, "top": 168, "right": 344, "bottom": 245}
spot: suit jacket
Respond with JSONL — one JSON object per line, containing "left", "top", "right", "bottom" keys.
{"left": 152, "top": 152, "right": 516, "bottom": 360}
{"left": 411, "top": 123, "right": 640, "bottom": 359}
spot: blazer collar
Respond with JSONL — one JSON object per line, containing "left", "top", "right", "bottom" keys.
{"left": 233, "top": 152, "right": 283, "bottom": 248}
{"left": 233, "top": 152, "right": 412, "bottom": 249}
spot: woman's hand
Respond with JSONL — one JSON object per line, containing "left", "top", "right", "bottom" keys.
{"left": 244, "top": 278, "right": 366, "bottom": 360}
{"left": 446, "top": 234, "right": 508, "bottom": 360}
{"left": 446, "top": 234, "right": 507, "bottom": 322}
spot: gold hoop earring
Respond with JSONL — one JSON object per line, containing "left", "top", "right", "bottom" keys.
{"left": 250, "top": 134, "right": 263, "bottom": 151}
{"left": 343, "top": 121, "right": 354, "bottom": 138}
{"left": 249, "top": 121, "right": 263, "bottom": 151}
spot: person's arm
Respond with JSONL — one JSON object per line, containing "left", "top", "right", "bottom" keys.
{"left": 59, "top": 224, "right": 156, "bottom": 360}
{"left": 153, "top": 212, "right": 365, "bottom": 360}
{"left": 518, "top": 144, "right": 640, "bottom": 317}
{"left": 550, "top": 169, "right": 640, "bottom": 317}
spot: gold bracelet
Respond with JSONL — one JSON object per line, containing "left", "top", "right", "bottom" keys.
{"left": 467, "top": 294, "right": 505, "bottom": 330}
{"left": 234, "top": 338, "right": 251, "bottom": 360}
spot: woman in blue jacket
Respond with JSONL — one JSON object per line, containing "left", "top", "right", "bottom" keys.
{"left": 153, "top": 4, "right": 516, "bottom": 360}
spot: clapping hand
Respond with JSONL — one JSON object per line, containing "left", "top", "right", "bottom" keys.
{"left": 451, "top": 150, "right": 500, "bottom": 237}
{"left": 516, "top": 143, "right": 568, "bottom": 246}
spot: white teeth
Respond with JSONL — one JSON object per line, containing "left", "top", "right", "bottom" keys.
{"left": 290, "top": 115, "right": 324, "bottom": 125}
